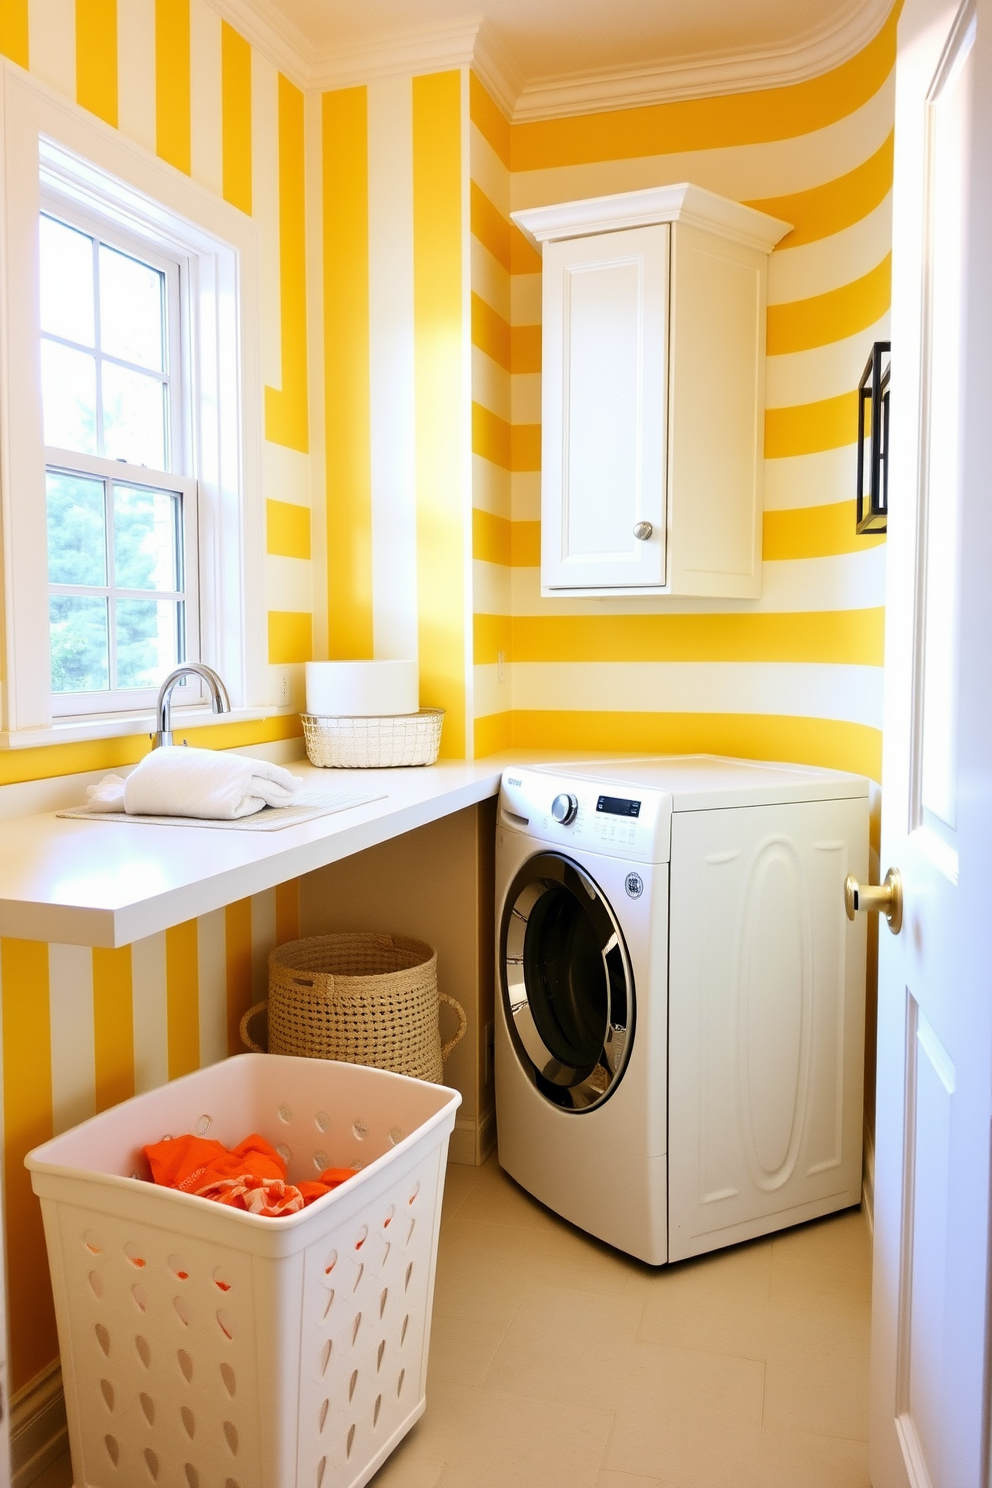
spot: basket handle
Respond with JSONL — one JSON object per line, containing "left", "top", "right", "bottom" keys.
{"left": 240, "top": 1000, "right": 269, "bottom": 1054}
{"left": 439, "top": 993, "right": 468, "bottom": 1062}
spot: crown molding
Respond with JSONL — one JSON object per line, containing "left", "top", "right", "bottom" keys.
{"left": 204, "top": 0, "right": 894, "bottom": 121}
{"left": 513, "top": 183, "right": 793, "bottom": 253}
{"left": 511, "top": 0, "right": 896, "bottom": 120}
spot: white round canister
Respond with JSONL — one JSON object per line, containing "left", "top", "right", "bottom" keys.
{"left": 304, "top": 660, "right": 419, "bottom": 717}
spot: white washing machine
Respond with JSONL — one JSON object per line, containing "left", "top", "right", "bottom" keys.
{"left": 495, "top": 755, "right": 869, "bottom": 1265}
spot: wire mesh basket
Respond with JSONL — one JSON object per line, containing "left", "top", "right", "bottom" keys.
{"left": 301, "top": 709, "right": 444, "bottom": 768}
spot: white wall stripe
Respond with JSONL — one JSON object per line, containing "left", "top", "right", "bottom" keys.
{"left": 765, "top": 313, "right": 890, "bottom": 407}
{"left": 768, "top": 192, "right": 893, "bottom": 303}
{"left": 469, "top": 123, "right": 508, "bottom": 214}
{"left": 471, "top": 455, "right": 510, "bottom": 519}
{"left": 196, "top": 907, "right": 228, "bottom": 1067}
{"left": 506, "top": 545, "right": 886, "bottom": 614}
{"left": 131, "top": 932, "right": 169, "bottom": 1094}
{"left": 472, "top": 345, "right": 510, "bottom": 420}
{"left": 48, "top": 944, "right": 95, "bottom": 1136}
{"left": 367, "top": 74, "right": 419, "bottom": 664}
{"left": 265, "top": 552, "right": 314, "bottom": 611}
{"left": 250, "top": 888, "right": 276, "bottom": 1000}
{"left": 470, "top": 236, "right": 510, "bottom": 319}
{"left": 253, "top": 50, "right": 281, "bottom": 392}
{"left": 763, "top": 444, "right": 860, "bottom": 510}
{"left": 473, "top": 556, "right": 512, "bottom": 614}
{"left": 27, "top": 0, "right": 75, "bottom": 103}
{"left": 116, "top": 0, "right": 156, "bottom": 155}
{"left": 190, "top": 0, "right": 223, "bottom": 198}
{"left": 508, "top": 659, "right": 884, "bottom": 728}
{"left": 263, "top": 442, "right": 311, "bottom": 507}
{"left": 511, "top": 370, "right": 541, "bottom": 424}
{"left": 511, "top": 470, "right": 541, "bottom": 521}
{"left": 509, "top": 73, "right": 895, "bottom": 212}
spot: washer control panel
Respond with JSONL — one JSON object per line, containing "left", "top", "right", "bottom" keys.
{"left": 499, "top": 768, "right": 673, "bottom": 863}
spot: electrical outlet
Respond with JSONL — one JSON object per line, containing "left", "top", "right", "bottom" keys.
{"left": 484, "top": 1021, "right": 494, "bottom": 1085}
{"left": 497, "top": 649, "right": 506, "bottom": 684}
{"left": 275, "top": 667, "right": 291, "bottom": 707}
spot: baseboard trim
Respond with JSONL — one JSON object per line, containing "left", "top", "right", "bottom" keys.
{"left": 448, "top": 1108, "right": 497, "bottom": 1167}
{"left": 10, "top": 1361, "right": 67, "bottom": 1488}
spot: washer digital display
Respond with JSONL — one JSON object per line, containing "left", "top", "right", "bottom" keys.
{"left": 596, "top": 795, "right": 641, "bottom": 818}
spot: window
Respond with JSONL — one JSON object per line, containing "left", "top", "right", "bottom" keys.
{"left": 39, "top": 208, "right": 198, "bottom": 715}
{"left": 0, "top": 71, "right": 267, "bottom": 745}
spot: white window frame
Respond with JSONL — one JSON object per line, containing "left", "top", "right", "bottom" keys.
{"left": 0, "top": 64, "right": 267, "bottom": 746}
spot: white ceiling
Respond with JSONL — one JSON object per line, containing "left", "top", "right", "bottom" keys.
{"left": 226, "top": 0, "right": 892, "bottom": 115}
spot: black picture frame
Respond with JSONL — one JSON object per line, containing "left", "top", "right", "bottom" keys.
{"left": 856, "top": 340, "right": 890, "bottom": 534}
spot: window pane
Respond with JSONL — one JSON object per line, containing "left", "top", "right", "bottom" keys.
{"left": 102, "top": 363, "right": 166, "bottom": 468}
{"left": 41, "top": 340, "right": 97, "bottom": 454}
{"left": 40, "top": 215, "right": 94, "bottom": 347}
{"left": 115, "top": 598, "right": 181, "bottom": 688}
{"left": 50, "top": 595, "right": 109, "bottom": 692}
{"left": 114, "top": 484, "right": 180, "bottom": 591}
{"left": 46, "top": 471, "right": 107, "bottom": 586}
{"left": 99, "top": 244, "right": 166, "bottom": 372}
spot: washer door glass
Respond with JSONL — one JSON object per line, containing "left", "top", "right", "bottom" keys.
{"left": 500, "top": 853, "right": 634, "bottom": 1111}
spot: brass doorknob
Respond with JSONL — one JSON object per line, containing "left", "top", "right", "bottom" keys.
{"left": 844, "top": 868, "right": 903, "bottom": 935}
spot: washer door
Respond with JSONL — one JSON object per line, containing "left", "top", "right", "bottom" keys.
{"left": 500, "top": 852, "right": 635, "bottom": 1111}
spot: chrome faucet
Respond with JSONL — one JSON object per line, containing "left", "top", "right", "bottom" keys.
{"left": 152, "top": 664, "right": 231, "bottom": 748}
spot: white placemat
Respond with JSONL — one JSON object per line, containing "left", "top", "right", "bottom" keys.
{"left": 57, "top": 789, "right": 386, "bottom": 832}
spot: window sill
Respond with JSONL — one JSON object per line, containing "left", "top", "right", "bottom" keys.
{"left": 0, "top": 705, "right": 284, "bottom": 750}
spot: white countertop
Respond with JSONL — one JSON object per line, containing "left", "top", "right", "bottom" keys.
{"left": 0, "top": 756, "right": 515, "bottom": 948}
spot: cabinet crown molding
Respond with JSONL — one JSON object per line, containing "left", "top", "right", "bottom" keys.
{"left": 512, "top": 183, "right": 792, "bottom": 256}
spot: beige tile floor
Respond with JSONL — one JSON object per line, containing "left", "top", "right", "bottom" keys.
{"left": 38, "top": 1152, "right": 872, "bottom": 1488}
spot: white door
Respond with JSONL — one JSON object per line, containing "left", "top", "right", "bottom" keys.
{"left": 868, "top": 0, "right": 992, "bottom": 1483}
{"left": 541, "top": 225, "right": 669, "bottom": 592}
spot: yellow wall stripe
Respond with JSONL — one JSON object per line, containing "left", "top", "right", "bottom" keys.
{"left": 76, "top": 0, "right": 118, "bottom": 127}
{"left": 323, "top": 86, "right": 374, "bottom": 660}
{"left": 268, "top": 610, "right": 313, "bottom": 664}
{"left": 763, "top": 500, "right": 885, "bottom": 559}
{"left": 510, "top": 224, "right": 542, "bottom": 275}
{"left": 221, "top": 20, "right": 252, "bottom": 215}
{"left": 166, "top": 920, "right": 199, "bottom": 1079}
{"left": 267, "top": 498, "right": 311, "bottom": 559}
{"left": 509, "top": 609, "right": 884, "bottom": 666}
{"left": 510, "top": 710, "right": 882, "bottom": 781}
{"left": 747, "top": 131, "right": 893, "bottom": 248}
{"left": 474, "top": 710, "right": 512, "bottom": 757}
{"left": 264, "top": 74, "right": 309, "bottom": 453}
{"left": 511, "top": 520, "right": 541, "bottom": 566}
{"left": 767, "top": 253, "right": 891, "bottom": 355}
{"left": 765, "top": 392, "right": 858, "bottom": 459}
{"left": 474, "top": 611, "right": 512, "bottom": 665}
{"left": 472, "top": 292, "right": 511, "bottom": 369}
{"left": 275, "top": 878, "right": 300, "bottom": 943}
{"left": 471, "top": 180, "right": 510, "bottom": 271}
{"left": 472, "top": 508, "right": 510, "bottom": 565}
{"left": 469, "top": 70, "right": 510, "bottom": 167}
{"left": 0, "top": 0, "right": 28, "bottom": 67}
{"left": 2, "top": 938, "right": 58, "bottom": 1391}
{"left": 512, "top": 423, "right": 541, "bottom": 472}
{"left": 473, "top": 402, "right": 511, "bottom": 469}
{"left": 511, "top": 324, "right": 541, "bottom": 374}
{"left": 225, "top": 899, "right": 253, "bottom": 1056}
{"left": 510, "top": 9, "right": 897, "bottom": 172}
{"left": 92, "top": 946, "right": 134, "bottom": 1113}
{"left": 414, "top": 70, "right": 467, "bottom": 758}
{"left": 156, "top": 0, "right": 191, "bottom": 175}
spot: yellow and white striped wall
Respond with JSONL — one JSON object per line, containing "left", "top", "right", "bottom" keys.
{"left": 0, "top": 0, "right": 316, "bottom": 794}
{"left": 470, "top": 14, "right": 895, "bottom": 781}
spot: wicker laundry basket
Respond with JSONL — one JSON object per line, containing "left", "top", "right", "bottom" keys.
{"left": 241, "top": 932, "right": 467, "bottom": 1084}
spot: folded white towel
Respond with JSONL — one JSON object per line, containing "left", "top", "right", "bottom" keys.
{"left": 85, "top": 748, "right": 301, "bottom": 820}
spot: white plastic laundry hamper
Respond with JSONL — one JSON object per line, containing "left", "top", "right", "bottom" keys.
{"left": 26, "top": 1053, "right": 461, "bottom": 1488}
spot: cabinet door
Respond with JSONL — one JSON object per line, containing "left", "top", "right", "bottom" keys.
{"left": 541, "top": 225, "right": 668, "bottom": 591}
{"left": 667, "top": 799, "right": 868, "bottom": 1261}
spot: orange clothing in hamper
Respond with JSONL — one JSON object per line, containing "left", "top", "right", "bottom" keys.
{"left": 143, "top": 1132, "right": 356, "bottom": 1217}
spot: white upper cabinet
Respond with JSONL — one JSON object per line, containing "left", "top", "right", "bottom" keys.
{"left": 513, "top": 185, "right": 791, "bottom": 598}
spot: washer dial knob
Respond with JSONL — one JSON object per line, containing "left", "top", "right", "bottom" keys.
{"left": 551, "top": 793, "right": 578, "bottom": 825}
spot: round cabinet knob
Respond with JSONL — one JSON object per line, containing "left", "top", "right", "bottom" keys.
{"left": 551, "top": 793, "right": 578, "bottom": 825}
{"left": 633, "top": 521, "right": 653, "bottom": 541}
